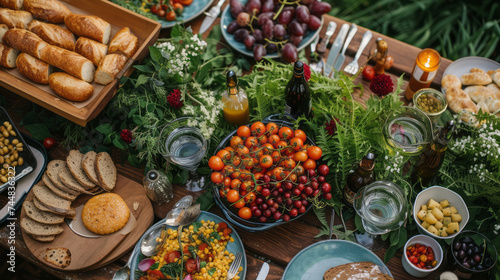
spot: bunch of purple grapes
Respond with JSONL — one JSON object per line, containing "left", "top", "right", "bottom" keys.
{"left": 228, "top": 0, "right": 331, "bottom": 62}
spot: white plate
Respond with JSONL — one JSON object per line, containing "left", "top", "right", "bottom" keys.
{"left": 441, "top": 56, "right": 500, "bottom": 94}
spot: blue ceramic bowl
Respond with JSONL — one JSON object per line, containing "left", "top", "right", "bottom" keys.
{"left": 158, "top": 0, "right": 214, "bottom": 28}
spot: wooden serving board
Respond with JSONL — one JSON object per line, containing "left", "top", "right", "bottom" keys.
{"left": 20, "top": 174, "right": 154, "bottom": 272}
{"left": 0, "top": 0, "right": 161, "bottom": 127}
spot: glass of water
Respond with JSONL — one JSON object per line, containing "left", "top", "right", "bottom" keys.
{"left": 159, "top": 117, "right": 207, "bottom": 192}
{"left": 353, "top": 180, "right": 407, "bottom": 250}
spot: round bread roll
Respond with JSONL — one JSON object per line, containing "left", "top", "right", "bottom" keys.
{"left": 82, "top": 193, "right": 130, "bottom": 235}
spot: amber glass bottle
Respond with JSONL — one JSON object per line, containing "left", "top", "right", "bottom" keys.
{"left": 411, "top": 120, "right": 455, "bottom": 185}
{"left": 343, "top": 153, "right": 376, "bottom": 207}
{"left": 221, "top": 71, "right": 250, "bottom": 126}
{"left": 284, "top": 61, "right": 311, "bottom": 119}
{"left": 404, "top": 48, "right": 441, "bottom": 100}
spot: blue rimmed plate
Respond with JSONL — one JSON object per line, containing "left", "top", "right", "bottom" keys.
{"left": 129, "top": 211, "right": 247, "bottom": 280}
{"left": 282, "top": 240, "right": 393, "bottom": 280}
{"left": 159, "top": 0, "right": 215, "bottom": 28}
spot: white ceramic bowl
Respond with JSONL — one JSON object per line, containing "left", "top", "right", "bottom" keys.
{"left": 402, "top": 235, "right": 443, "bottom": 278}
{"left": 413, "top": 186, "right": 469, "bottom": 240}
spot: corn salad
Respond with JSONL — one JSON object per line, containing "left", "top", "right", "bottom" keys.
{"left": 138, "top": 220, "right": 242, "bottom": 280}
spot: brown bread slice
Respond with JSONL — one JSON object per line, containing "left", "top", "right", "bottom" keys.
{"left": 58, "top": 163, "right": 96, "bottom": 195}
{"left": 82, "top": 151, "right": 99, "bottom": 185}
{"left": 323, "top": 262, "right": 394, "bottom": 280}
{"left": 46, "top": 160, "right": 80, "bottom": 196}
{"left": 20, "top": 217, "right": 63, "bottom": 236}
{"left": 66, "top": 149, "right": 95, "bottom": 189}
{"left": 23, "top": 200, "right": 64, "bottom": 225}
{"left": 28, "top": 233, "right": 55, "bottom": 242}
{"left": 42, "top": 173, "right": 78, "bottom": 201}
{"left": 32, "top": 184, "right": 74, "bottom": 215}
{"left": 43, "top": 247, "right": 71, "bottom": 268}
{"left": 95, "top": 152, "right": 116, "bottom": 192}
{"left": 33, "top": 197, "right": 75, "bottom": 218}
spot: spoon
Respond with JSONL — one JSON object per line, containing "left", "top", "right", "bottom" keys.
{"left": 112, "top": 253, "right": 133, "bottom": 280}
{"left": 140, "top": 204, "right": 201, "bottom": 257}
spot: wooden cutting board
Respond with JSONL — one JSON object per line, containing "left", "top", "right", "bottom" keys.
{"left": 20, "top": 174, "right": 154, "bottom": 272}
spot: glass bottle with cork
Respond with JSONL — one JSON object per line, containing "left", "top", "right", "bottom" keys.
{"left": 411, "top": 120, "right": 455, "bottom": 186}
{"left": 221, "top": 70, "right": 250, "bottom": 126}
{"left": 284, "top": 61, "right": 311, "bottom": 119}
{"left": 343, "top": 153, "right": 376, "bottom": 207}
{"left": 404, "top": 48, "right": 441, "bottom": 101}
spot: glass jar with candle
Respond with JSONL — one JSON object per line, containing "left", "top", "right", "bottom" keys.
{"left": 404, "top": 48, "right": 441, "bottom": 101}
{"left": 221, "top": 70, "right": 250, "bottom": 126}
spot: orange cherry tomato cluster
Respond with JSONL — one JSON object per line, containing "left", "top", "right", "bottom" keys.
{"left": 209, "top": 121, "right": 332, "bottom": 222}
{"left": 149, "top": 0, "right": 192, "bottom": 21}
{"left": 406, "top": 243, "right": 438, "bottom": 269}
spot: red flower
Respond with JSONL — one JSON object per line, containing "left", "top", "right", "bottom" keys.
{"left": 369, "top": 74, "right": 394, "bottom": 97}
{"left": 120, "top": 129, "right": 133, "bottom": 144}
{"left": 167, "top": 89, "right": 183, "bottom": 109}
{"left": 303, "top": 62, "right": 311, "bottom": 82}
{"left": 325, "top": 117, "right": 340, "bottom": 136}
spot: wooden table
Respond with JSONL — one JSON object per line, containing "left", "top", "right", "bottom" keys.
{"left": 0, "top": 5, "right": 456, "bottom": 280}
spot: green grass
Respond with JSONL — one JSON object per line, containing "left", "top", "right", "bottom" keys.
{"left": 327, "top": 0, "right": 500, "bottom": 61}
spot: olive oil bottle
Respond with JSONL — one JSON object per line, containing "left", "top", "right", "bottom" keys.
{"left": 221, "top": 71, "right": 250, "bottom": 126}
{"left": 284, "top": 61, "right": 311, "bottom": 119}
{"left": 343, "top": 153, "right": 376, "bottom": 207}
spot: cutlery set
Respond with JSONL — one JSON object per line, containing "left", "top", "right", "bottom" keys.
{"left": 313, "top": 23, "right": 373, "bottom": 77}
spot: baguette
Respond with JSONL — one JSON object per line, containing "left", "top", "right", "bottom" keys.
{"left": 0, "top": 0, "right": 23, "bottom": 10}
{"left": 27, "top": 20, "right": 75, "bottom": 51}
{"left": 95, "top": 53, "right": 128, "bottom": 85}
{"left": 74, "top": 37, "right": 108, "bottom": 66}
{"left": 16, "top": 52, "right": 52, "bottom": 84}
{"left": 0, "top": 42, "right": 18, "bottom": 68}
{"left": 0, "top": 7, "right": 32, "bottom": 29}
{"left": 65, "top": 14, "right": 111, "bottom": 44}
{"left": 49, "top": 72, "right": 93, "bottom": 102}
{"left": 3, "top": 28, "right": 47, "bottom": 59}
{"left": 0, "top": 23, "right": 7, "bottom": 42}
{"left": 108, "top": 27, "right": 139, "bottom": 58}
{"left": 23, "top": 0, "right": 71, "bottom": 24}
{"left": 40, "top": 45, "right": 94, "bottom": 82}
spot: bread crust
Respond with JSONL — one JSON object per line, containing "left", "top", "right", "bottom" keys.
{"left": 95, "top": 53, "right": 128, "bottom": 85}
{"left": 23, "top": 0, "right": 71, "bottom": 24}
{"left": 0, "top": 7, "right": 32, "bottom": 29}
{"left": 65, "top": 13, "right": 111, "bottom": 44}
{"left": 74, "top": 37, "right": 108, "bottom": 66}
{"left": 41, "top": 45, "right": 95, "bottom": 83}
{"left": 323, "top": 262, "right": 394, "bottom": 280}
{"left": 3, "top": 28, "right": 47, "bottom": 59}
{"left": 16, "top": 52, "right": 52, "bottom": 84}
{"left": 0, "top": 0, "right": 24, "bottom": 10}
{"left": 0, "top": 42, "right": 18, "bottom": 68}
{"left": 95, "top": 152, "right": 116, "bottom": 192}
{"left": 82, "top": 193, "right": 130, "bottom": 235}
{"left": 0, "top": 23, "right": 7, "bottom": 43}
{"left": 108, "top": 27, "right": 139, "bottom": 58}
{"left": 27, "top": 20, "right": 75, "bottom": 50}
{"left": 49, "top": 72, "right": 93, "bottom": 102}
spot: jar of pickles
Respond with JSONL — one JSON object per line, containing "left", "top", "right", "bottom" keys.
{"left": 413, "top": 88, "right": 448, "bottom": 124}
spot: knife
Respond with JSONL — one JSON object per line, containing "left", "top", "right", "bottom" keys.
{"left": 199, "top": 0, "right": 226, "bottom": 34}
{"left": 333, "top": 23, "right": 357, "bottom": 73}
{"left": 256, "top": 262, "right": 270, "bottom": 280}
{"left": 316, "top": 21, "right": 336, "bottom": 55}
{"left": 323, "top": 23, "right": 348, "bottom": 77}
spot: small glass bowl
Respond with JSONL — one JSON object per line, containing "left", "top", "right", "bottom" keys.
{"left": 383, "top": 106, "right": 433, "bottom": 156}
{"left": 413, "top": 88, "right": 448, "bottom": 124}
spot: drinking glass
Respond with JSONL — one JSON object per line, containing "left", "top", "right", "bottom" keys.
{"left": 159, "top": 117, "right": 207, "bottom": 192}
{"left": 353, "top": 180, "right": 407, "bottom": 251}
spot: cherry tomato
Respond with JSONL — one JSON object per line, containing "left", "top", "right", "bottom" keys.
{"left": 210, "top": 172, "right": 224, "bottom": 184}
{"left": 226, "top": 189, "right": 239, "bottom": 203}
{"left": 259, "top": 155, "right": 273, "bottom": 169}
{"left": 362, "top": 65, "right": 375, "bottom": 81}
{"left": 294, "top": 129, "right": 307, "bottom": 143}
{"left": 147, "top": 270, "right": 163, "bottom": 277}
{"left": 185, "top": 258, "right": 197, "bottom": 273}
{"left": 233, "top": 199, "right": 245, "bottom": 208}
{"left": 150, "top": 4, "right": 160, "bottom": 14}
{"left": 208, "top": 156, "right": 224, "bottom": 171}
{"left": 293, "top": 151, "right": 308, "bottom": 162}
{"left": 173, "top": 2, "right": 183, "bottom": 14}
{"left": 266, "top": 122, "right": 279, "bottom": 135}
{"left": 278, "top": 126, "right": 294, "bottom": 140}
{"left": 230, "top": 136, "right": 243, "bottom": 149}
{"left": 43, "top": 137, "right": 56, "bottom": 149}
{"left": 236, "top": 125, "right": 251, "bottom": 138}
{"left": 307, "top": 146, "right": 322, "bottom": 160}
{"left": 238, "top": 207, "right": 252, "bottom": 219}
{"left": 250, "top": 121, "right": 266, "bottom": 137}
{"left": 179, "top": 0, "right": 193, "bottom": 5}
{"left": 164, "top": 251, "right": 181, "bottom": 263}
{"left": 303, "top": 159, "right": 317, "bottom": 170}
{"left": 165, "top": 10, "right": 176, "bottom": 21}
{"left": 384, "top": 55, "right": 394, "bottom": 70}
{"left": 157, "top": 9, "right": 166, "bottom": 17}
{"left": 216, "top": 149, "right": 231, "bottom": 161}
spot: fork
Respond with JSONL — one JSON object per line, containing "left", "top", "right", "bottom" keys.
{"left": 227, "top": 252, "right": 243, "bottom": 279}
{"left": 344, "top": 30, "right": 373, "bottom": 75}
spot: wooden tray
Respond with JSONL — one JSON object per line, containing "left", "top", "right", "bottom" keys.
{"left": 20, "top": 174, "right": 154, "bottom": 272}
{"left": 0, "top": 0, "right": 161, "bottom": 127}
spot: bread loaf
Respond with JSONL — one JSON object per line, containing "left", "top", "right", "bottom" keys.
{"left": 3, "top": 28, "right": 47, "bottom": 59}
{"left": 23, "top": 0, "right": 71, "bottom": 24}
{"left": 49, "top": 72, "right": 94, "bottom": 102}
{"left": 0, "top": 0, "right": 24, "bottom": 10}
{"left": 27, "top": 20, "right": 75, "bottom": 50}
{"left": 16, "top": 52, "right": 52, "bottom": 84}
{"left": 40, "top": 45, "right": 95, "bottom": 83}
{"left": 74, "top": 37, "right": 108, "bottom": 66}
{"left": 95, "top": 53, "right": 128, "bottom": 85}
{"left": 108, "top": 27, "right": 139, "bottom": 58}
{"left": 0, "top": 42, "right": 18, "bottom": 68}
{"left": 0, "top": 8, "right": 32, "bottom": 29}
{"left": 0, "top": 23, "right": 7, "bottom": 42}
{"left": 65, "top": 14, "right": 111, "bottom": 44}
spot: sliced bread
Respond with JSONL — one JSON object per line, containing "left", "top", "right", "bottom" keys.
{"left": 66, "top": 149, "right": 95, "bottom": 189}
{"left": 82, "top": 151, "right": 99, "bottom": 185}
{"left": 28, "top": 233, "right": 55, "bottom": 242}
{"left": 95, "top": 152, "right": 116, "bottom": 192}
{"left": 42, "top": 173, "right": 78, "bottom": 201}
{"left": 58, "top": 163, "right": 96, "bottom": 195}
{"left": 20, "top": 217, "right": 64, "bottom": 236}
{"left": 33, "top": 197, "right": 75, "bottom": 218}
{"left": 43, "top": 247, "right": 71, "bottom": 268}
{"left": 46, "top": 160, "right": 80, "bottom": 196}
{"left": 32, "top": 184, "right": 73, "bottom": 215}
{"left": 23, "top": 200, "right": 64, "bottom": 225}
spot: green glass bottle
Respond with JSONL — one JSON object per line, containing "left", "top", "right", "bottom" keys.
{"left": 284, "top": 61, "right": 311, "bottom": 119}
